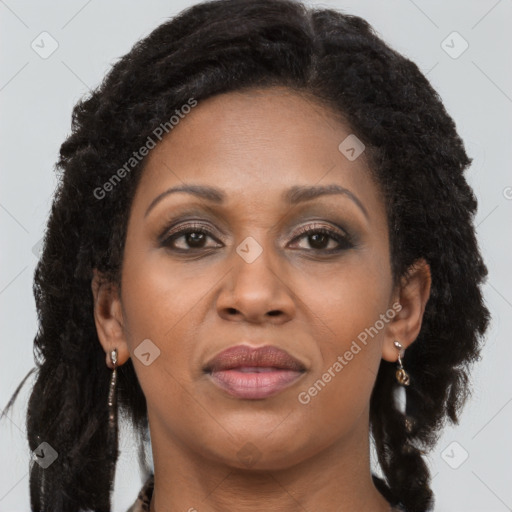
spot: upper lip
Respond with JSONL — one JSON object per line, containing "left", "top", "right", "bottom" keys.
{"left": 203, "top": 344, "right": 306, "bottom": 373}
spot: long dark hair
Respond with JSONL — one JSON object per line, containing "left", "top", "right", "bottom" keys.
{"left": 1, "top": 0, "right": 490, "bottom": 510}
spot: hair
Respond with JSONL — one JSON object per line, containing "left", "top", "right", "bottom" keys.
{"left": 1, "top": 0, "right": 490, "bottom": 511}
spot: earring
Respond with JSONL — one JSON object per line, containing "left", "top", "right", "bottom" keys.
{"left": 393, "top": 340, "right": 410, "bottom": 386}
{"left": 108, "top": 348, "right": 118, "bottom": 423}
{"left": 106, "top": 348, "right": 119, "bottom": 479}
{"left": 393, "top": 341, "right": 415, "bottom": 434}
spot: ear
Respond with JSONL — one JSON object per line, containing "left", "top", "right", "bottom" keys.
{"left": 91, "top": 268, "right": 131, "bottom": 369}
{"left": 382, "top": 258, "right": 432, "bottom": 363}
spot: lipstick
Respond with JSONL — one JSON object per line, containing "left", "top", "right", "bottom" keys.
{"left": 203, "top": 345, "right": 306, "bottom": 399}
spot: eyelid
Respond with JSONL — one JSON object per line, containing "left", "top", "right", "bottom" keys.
{"left": 282, "top": 219, "right": 351, "bottom": 244}
{"left": 155, "top": 207, "right": 228, "bottom": 232}
{"left": 158, "top": 219, "right": 224, "bottom": 245}
{"left": 160, "top": 216, "right": 347, "bottom": 239}
{"left": 292, "top": 221, "right": 348, "bottom": 236}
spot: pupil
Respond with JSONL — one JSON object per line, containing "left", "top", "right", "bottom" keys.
{"left": 310, "top": 233, "right": 327, "bottom": 249}
{"left": 187, "top": 232, "right": 205, "bottom": 247}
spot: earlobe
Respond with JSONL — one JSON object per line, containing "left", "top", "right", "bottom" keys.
{"left": 91, "top": 269, "right": 130, "bottom": 368}
{"left": 382, "top": 258, "right": 432, "bottom": 362}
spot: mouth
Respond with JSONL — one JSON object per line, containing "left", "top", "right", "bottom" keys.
{"left": 203, "top": 344, "right": 306, "bottom": 400}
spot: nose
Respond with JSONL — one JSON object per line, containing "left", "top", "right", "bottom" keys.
{"left": 216, "top": 244, "right": 296, "bottom": 325}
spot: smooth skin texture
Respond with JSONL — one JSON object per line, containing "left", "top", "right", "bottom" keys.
{"left": 92, "top": 87, "right": 431, "bottom": 512}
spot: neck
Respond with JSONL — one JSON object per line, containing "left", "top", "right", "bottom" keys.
{"left": 147, "top": 409, "right": 391, "bottom": 512}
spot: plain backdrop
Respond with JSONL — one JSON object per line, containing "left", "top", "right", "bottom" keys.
{"left": 1, "top": 1, "right": 511, "bottom": 511}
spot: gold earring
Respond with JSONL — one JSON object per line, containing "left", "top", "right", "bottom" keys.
{"left": 393, "top": 340, "right": 410, "bottom": 386}
{"left": 393, "top": 341, "right": 415, "bottom": 434}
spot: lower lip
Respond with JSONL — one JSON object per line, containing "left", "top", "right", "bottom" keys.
{"left": 208, "top": 368, "right": 304, "bottom": 399}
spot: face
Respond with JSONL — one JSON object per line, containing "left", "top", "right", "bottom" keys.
{"left": 97, "top": 87, "right": 412, "bottom": 470}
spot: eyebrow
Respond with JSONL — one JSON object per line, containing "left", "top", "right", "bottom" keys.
{"left": 144, "top": 183, "right": 368, "bottom": 219}
{"left": 285, "top": 184, "right": 368, "bottom": 218}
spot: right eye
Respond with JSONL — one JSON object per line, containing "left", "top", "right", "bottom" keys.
{"left": 160, "top": 223, "right": 223, "bottom": 252}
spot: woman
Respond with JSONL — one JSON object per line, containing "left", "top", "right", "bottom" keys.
{"left": 1, "top": 0, "right": 490, "bottom": 511}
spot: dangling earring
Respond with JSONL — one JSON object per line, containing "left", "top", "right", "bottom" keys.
{"left": 393, "top": 340, "right": 414, "bottom": 434}
{"left": 107, "top": 348, "right": 119, "bottom": 480}
{"left": 108, "top": 348, "right": 118, "bottom": 423}
{"left": 393, "top": 340, "right": 410, "bottom": 386}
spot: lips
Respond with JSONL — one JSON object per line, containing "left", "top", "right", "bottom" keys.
{"left": 203, "top": 344, "right": 306, "bottom": 400}
{"left": 203, "top": 344, "right": 306, "bottom": 373}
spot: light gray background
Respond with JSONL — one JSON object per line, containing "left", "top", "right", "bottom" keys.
{"left": 1, "top": 1, "right": 511, "bottom": 510}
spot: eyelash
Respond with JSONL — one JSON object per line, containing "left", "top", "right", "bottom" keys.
{"left": 160, "top": 222, "right": 354, "bottom": 254}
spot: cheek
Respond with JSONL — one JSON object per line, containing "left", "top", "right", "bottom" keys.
{"left": 300, "top": 254, "right": 391, "bottom": 341}
{"left": 118, "top": 255, "right": 204, "bottom": 422}
{"left": 119, "top": 250, "right": 212, "bottom": 399}
{"left": 293, "top": 276, "right": 389, "bottom": 440}
{"left": 294, "top": 254, "right": 391, "bottom": 404}
{"left": 120, "top": 247, "right": 209, "bottom": 341}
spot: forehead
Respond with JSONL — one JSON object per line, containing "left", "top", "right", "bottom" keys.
{"left": 131, "top": 87, "right": 384, "bottom": 219}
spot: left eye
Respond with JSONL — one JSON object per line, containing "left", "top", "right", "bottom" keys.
{"left": 288, "top": 226, "right": 352, "bottom": 251}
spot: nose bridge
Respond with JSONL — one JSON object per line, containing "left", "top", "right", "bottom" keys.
{"left": 216, "top": 233, "right": 295, "bottom": 323}
{"left": 233, "top": 233, "right": 281, "bottom": 296}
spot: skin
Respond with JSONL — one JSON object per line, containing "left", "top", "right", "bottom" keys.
{"left": 92, "top": 86, "right": 431, "bottom": 512}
